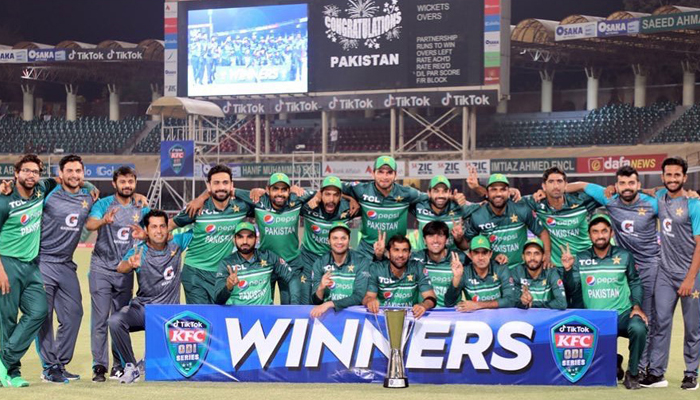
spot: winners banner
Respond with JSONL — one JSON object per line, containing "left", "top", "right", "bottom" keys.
{"left": 160, "top": 140, "right": 194, "bottom": 178}
{"left": 145, "top": 305, "right": 617, "bottom": 386}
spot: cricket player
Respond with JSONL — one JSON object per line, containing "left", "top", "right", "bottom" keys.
{"left": 511, "top": 238, "right": 567, "bottom": 310}
{"left": 310, "top": 221, "right": 372, "bottom": 318}
{"left": 109, "top": 210, "right": 192, "bottom": 384}
{"left": 85, "top": 166, "right": 150, "bottom": 382}
{"left": 561, "top": 213, "right": 647, "bottom": 390}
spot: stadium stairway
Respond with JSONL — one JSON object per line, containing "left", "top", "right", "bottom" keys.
{"left": 120, "top": 120, "right": 161, "bottom": 154}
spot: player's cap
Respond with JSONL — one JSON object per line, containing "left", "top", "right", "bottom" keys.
{"left": 523, "top": 237, "right": 545, "bottom": 253}
{"left": 234, "top": 222, "right": 256, "bottom": 235}
{"left": 268, "top": 173, "right": 291, "bottom": 187}
{"left": 589, "top": 213, "right": 612, "bottom": 228}
{"left": 470, "top": 235, "right": 491, "bottom": 251}
{"left": 429, "top": 175, "right": 451, "bottom": 189}
{"left": 322, "top": 175, "right": 343, "bottom": 191}
{"left": 374, "top": 155, "right": 397, "bottom": 171}
{"left": 329, "top": 221, "right": 351, "bottom": 237}
{"left": 487, "top": 173, "right": 509, "bottom": 187}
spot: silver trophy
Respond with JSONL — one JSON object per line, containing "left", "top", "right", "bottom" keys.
{"left": 383, "top": 309, "right": 408, "bottom": 388}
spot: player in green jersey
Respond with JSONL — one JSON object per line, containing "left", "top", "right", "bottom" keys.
{"left": 461, "top": 173, "right": 552, "bottom": 270}
{"left": 342, "top": 156, "right": 428, "bottom": 260}
{"left": 310, "top": 221, "right": 372, "bottom": 318}
{"left": 410, "top": 220, "right": 468, "bottom": 307}
{"left": 0, "top": 155, "right": 56, "bottom": 387}
{"left": 445, "top": 235, "right": 517, "bottom": 310}
{"left": 409, "top": 175, "right": 478, "bottom": 251}
{"left": 363, "top": 235, "right": 436, "bottom": 318}
{"left": 169, "top": 165, "right": 253, "bottom": 304}
{"left": 214, "top": 222, "right": 300, "bottom": 305}
{"left": 511, "top": 238, "right": 566, "bottom": 309}
{"left": 561, "top": 213, "right": 647, "bottom": 390}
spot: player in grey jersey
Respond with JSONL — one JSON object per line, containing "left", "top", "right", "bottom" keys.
{"left": 85, "top": 166, "right": 150, "bottom": 383}
{"left": 109, "top": 210, "right": 191, "bottom": 384}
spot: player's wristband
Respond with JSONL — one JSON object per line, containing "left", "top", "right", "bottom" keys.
{"left": 423, "top": 296, "right": 437, "bottom": 308}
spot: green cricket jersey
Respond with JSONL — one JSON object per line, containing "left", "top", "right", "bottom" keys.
{"left": 310, "top": 249, "right": 372, "bottom": 311}
{"left": 444, "top": 260, "right": 516, "bottom": 308}
{"left": 511, "top": 263, "right": 567, "bottom": 309}
{"left": 464, "top": 200, "right": 545, "bottom": 269}
{"left": 522, "top": 193, "right": 598, "bottom": 265}
{"left": 410, "top": 249, "right": 468, "bottom": 307}
{"left": 236, "top": 190, "right": 313, "bottom": 262}
{"left": 409, "top": 199, "right": 479, "bottom": 251}
{"left": 301, "top": 199, "right": 353, "bottom": 256}
{"left": 563, "top": 246, "right": 642, "bottom": 314}
{"left": 366, "top": 259, "right": 434, "bottom": 307}
{"left": 342, "top": 181, "right": 427, "bottom": 257}
{"left": 0, "top": 179, "right": 57, "bottom": 262}
{"left": 173, "top": 197, "right": 253, "bottom": 271}
{"left": 214, "top": 249, "right": 300, "bottom": 305}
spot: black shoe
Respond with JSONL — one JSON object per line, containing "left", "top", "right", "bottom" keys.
{"left": 92, "top": 365, "right": 107, "bottom": 383}
{"left": 640, "top": 373, "right": 668, "bottom": 388}
{"left": 681, "top": 375, "right": 699, "bottom": 390}
{"left": 110, "top": 365, "right": 124, "bottom": 380}
{"left": 616, "top": 354, "right": 624, "bottom": 381}
{"left": 637, "top": 368, "right": 647, "bottom": 383}
{"left": 41, "top": 365, "right": 68, "bottom": 384}
{"left": 60, "top": 366, "right": 80, "bottom": 381}
{"left": 623, "top": 371, "right": 641, "bottom": 390}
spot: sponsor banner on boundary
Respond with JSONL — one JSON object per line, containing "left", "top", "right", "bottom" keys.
{"left": 66, "top": 49, "right": 145, "bottom": 62}
{"left": 576, "top": 154, "right": 666, "bottom": 174}
{"left": 407, "top": 160, "right": 490, "bottom": 178}
{"left": 555, "top": 22, "right": 597, "bottom": 41}
{"left": 145, "top": 305, "right": 617, "bottom": 385}
{"left": 596, "top": 19, "right": 640, "bottom": 37}
{"left": 164, "top": 1, "right": 178, "bottom": 96}
{"left": 27, "top": 49, "right": 66, "bottom": 62}
{"left": 46, "top": 163, "right": 136, "bottom": 179}
{"left": 323, "top": 161, "right": 406, "bottom": 179}
{"left": 196, "top": 163, "right": 321, "bottom": 180}
{"left": 0, "top": 49, "right": 27, "bottom": 63}
{"left": 641, "top": 11, "right": 700, "bottom": 34}
{"left": 161, "top": 141, "right": 194, "bottom": 178}
{"left": 491, "top": 158, "right": 577, "bottom": 175}
{"left": 220, "top": 90, "right": 498, "bottom": 114}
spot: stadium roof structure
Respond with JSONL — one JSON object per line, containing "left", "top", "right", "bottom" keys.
{"left": 511, "top": 4, "right": 700, "bottom": 72}
{"left": 147, "top": 96, "right": 225, "bottom": 119}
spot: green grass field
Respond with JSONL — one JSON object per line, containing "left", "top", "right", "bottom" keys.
{"left": 8, "top": 248, "right": 700, "bottom": 399}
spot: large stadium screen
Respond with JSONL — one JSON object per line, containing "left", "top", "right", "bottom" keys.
{"left": 186, "top": 3, "right": 308, "bottom": 96}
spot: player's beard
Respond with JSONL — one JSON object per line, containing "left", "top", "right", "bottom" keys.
{"left": 17, "top": 176, "right": 36, "bottom": 191}
{"left": 237, "top": 243, "right": 253, "bottom": 255}
{"left": 116, "top": 186, "right": 134, "bottom": 199}
{"left": 664, "top": 180, "right": 683, "bottom": 193}
{"left": 593, "top": 238, "right": 610, "bottom": 250}
{"left": 526, "top": 260, "right": 542, "bottom": 271}
{"left": 272, "top": 194, "right": 288, "bottom": 208}
{"left": 323, "top": 200, "right": 338, "bottom": 214}
{"left": 212, "top": 189, "right": 231, "bottom": 202}
{"left": 389, "top": 254, "right": 408, "bottom": 270}
{"left": 430, "top": 196, "right": 448, "bottom": 211}
{"left": 63, "top": 176, "right": 81, "bottom": 191}
{"left": 488, "top": 195, "right": 506, "bottom": 210}
{"left": 619, "top": 189, "right": 637, "bottom": 202}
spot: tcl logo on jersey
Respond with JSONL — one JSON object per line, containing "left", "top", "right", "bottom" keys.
{"left": 361, "top": 194, "right": 380, "bottom": 203}
{"left": 578, "top": 259, "right": 598, "bottom": 266}
{"left": 117, "top": 227, "right": 131, "bottom": 241}
{"left": 65, "top": 213, "right": 79, "bottom": 228}
{"left": 378, "top": 276, "right": 395, "bottom": 284}
{"left": 9, "top": 200, "right": 26, "bottom": 208}
{"left": 416, "top": 208, "right": 435, "bottom": 216}
{"left": 478, "top": 222, "right": 497, "bottom": 230}
{"left": 621, "top": 220, "right": 634, "bottom": 234}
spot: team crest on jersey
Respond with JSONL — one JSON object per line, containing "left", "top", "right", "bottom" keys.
{"left": 550, "top": 316, "right": 598, "bottom": 383}
{"left": 165, "top": 311, "right": 211, "bottom": 378}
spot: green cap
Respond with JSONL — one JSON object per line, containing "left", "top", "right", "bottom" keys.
{"left": 269, "top": 172, "right": 291, "bottom": 187}
{"left": 429, "top": 175, "right": 451, "bottom": 189}
{"left": 322, "top": 175, "right": 342, "bottom": 191}
{"left": 328, "top": 221, "right": 351, "bottom": 237}
{"left": 234, "top": 221, "right": 256, "bottom": 235}
{"left": 470, "top": 235, "right": 491, "bottom": 251}
{"left": 523, "top": 237, "right": 544, "bottom": 252}
{"left": 374, "top": 155, "right": 397, "bottom": 171}
{"left": 487, "top": 173, "right": 509, "bottom": 187}
{"left": 589, "top": 213, "right": 612, "bottom": 227}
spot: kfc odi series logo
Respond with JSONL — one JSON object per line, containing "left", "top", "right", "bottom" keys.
{"left": 165, "top": 311, "right": 211, "bottom": 378}
{"left": 550, "top": 317, "right": 598, "bottom": 383}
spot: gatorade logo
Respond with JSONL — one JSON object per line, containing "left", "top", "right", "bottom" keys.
{"left": 662, "top": 218, "right": 672, "bottom": 233}
{"left": 311, "top": 224, "right": 322, "bottom": 234}
{"left": 20, "top": 214, "right": 30, "bottom": 225}
{"left": 383, "top": 291, "right": 393, "bottom": 300}
{"left": 264, "top": 215, "right": 275, "bottom": 224}
{"left": 622, "top": 220, "right": 634, "bottom": 234}
{"left": 117, "top": 227, "right": 130, "bottom": 241}
{"left": 585, "top": 276, "right": 596, "bottom": 286}
{"left": 238, "top": 280, "right": 249, "bottom": 289}
{"left": 65, "top": 213, "right": 79, "bottom": 228}
{"left": 163, "top": 266, "right": 175, "bottom": 281}
{"left": 546, "top": 217, "right": 556, "bottom": 227}
{"left": 205, "top": 224, "right": 216, "bottom": 234}
{"left": 367, "top": 210, "right": 378, "bottom": 220}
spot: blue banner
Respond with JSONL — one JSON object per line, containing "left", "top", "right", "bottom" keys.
{"left": 49, "top": 163, "right": 136, "bottom": 179}
{"left": 597, "top": 19, "right": 640, "bottom": 37}
{"left": 145, "top": 305, "right": 617, "bottom": 386}
{"left": 160, "top": 140, "right": 194, "bottom": 178}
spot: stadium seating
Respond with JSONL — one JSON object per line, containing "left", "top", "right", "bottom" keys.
{"left": 0, "top": 115, "right": 146, "bottom": 154}
{"left": 651, "top": 104, "right": 700, "bottom": 143}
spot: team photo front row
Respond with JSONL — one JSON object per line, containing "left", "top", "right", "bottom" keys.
{"left": 0, "top": 154, "right": 697, "bottom": 390}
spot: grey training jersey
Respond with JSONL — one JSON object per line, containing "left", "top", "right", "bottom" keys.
{"left": 656, "top": 188, "right": 700, "bottom": 276}
{"left": 123, "top": 231, "right": 192, "bottom": 305}
{"left": 39, "top": 186, "right": 94, "bottom": 264}
{"left": 89, "top": 195, "right": 150, "bottom": 275}
{"left": 585, "top": 184, "right": 660, "bottom": 267}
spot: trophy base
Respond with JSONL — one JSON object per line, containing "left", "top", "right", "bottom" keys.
{"left": 384, "top": 378, "right": 409, "bottom": 388}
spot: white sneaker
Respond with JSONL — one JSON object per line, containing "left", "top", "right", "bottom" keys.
{"left": 118, "top": 363, "right": 140, "bottom": 384}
